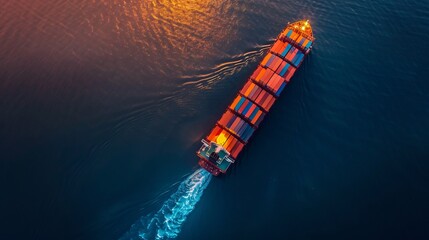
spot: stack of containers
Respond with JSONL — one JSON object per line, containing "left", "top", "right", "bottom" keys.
{"left": 282, "top": 29, "right": 313, "bottom": 51}
{"left": 218, "top": 111, "right": 254, "bottom": 142}
{"left": 271, "top": 40, "right": 293, "bottom": 58}
{"left": 239, "top": 81, "right": 276, "bottom": 111}
{"left": 206, "top": 126, "right": 244, "bottom": 158}
{"left": 230, "top": 95, "right": 265, "bottom": 126}
{"left": 204, "top": 25, "right": 308, "bottom": 161}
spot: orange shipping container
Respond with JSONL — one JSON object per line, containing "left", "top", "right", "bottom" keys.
{"left": 249, "top": 85, "right": 261, "bottom": 100}
{"left": 231, "top": 142, "right": 244, "bottom": 158}
{"left": 261, "top": 53, "right": 272, "bottom": 66}
{"left": 255, "top": 68, "right": 266, "bottom": 81}
{"left": 207, "top": 126, "right": 222, "bottom": 141}
{"left": 244, "top": 82, "right": 255, "bottom": 96}
{"left": 230, "top": 95, "right": 241, "bottom": 109}
{"left": 240, "top": 81, "right": 251, "bottom": 94}
{"left": 251, "top": 66, "right": 263, "bottom": 80}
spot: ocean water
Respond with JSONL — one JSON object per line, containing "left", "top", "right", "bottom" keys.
{"left": 1, "top": 0, "right": 428, "bottom": 239}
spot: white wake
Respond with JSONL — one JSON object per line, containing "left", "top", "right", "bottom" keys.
{"left": 120, "top": 168, "right": 212, "bottom": 240}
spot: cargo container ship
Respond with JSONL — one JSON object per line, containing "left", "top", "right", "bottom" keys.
{"left": 197, "top": 20, "right": 315, "bottom": 176}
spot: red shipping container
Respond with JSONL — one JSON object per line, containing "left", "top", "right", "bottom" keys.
{"left": 245, "top": 104, "right": 257, "bottom": 118}
{"left": 270, "top": 41, "right": 278, "bottom": 53}
{"left": 251, "top": 111, "right": 263, "bottom": 125}
{"left": 218, "top": 111, "right": 232, "bottom": 127}
{"left": 270, "top": 56, "right": 282, "bottom": 71}
{"left": 285, "top": 67, "right": 296, "bottom": 82}
{"left": 207, "top": 126, "right": 222, "bottom": 142}
{"left": 248, "top": 83, "right": 260, "bottom": 99}
{"left": 226, "top": 137, "right": 238, "bottom": 152}
{"left": 262, "top": 94, "right": 274, "bottom": 109}
{"left": 276, "top": 61, "right": 287, "bottom": 75}
{"left": 255, "top": 91, "right": 265, "bottom": 106}
{"left": 251, "top": 66, "right": 263, "bottom": 80}
{"left": 273, "top": 75, "right": 285, "bottom": 92}
{"left": 246, "top": 85, "right": 257, "bottom": 99}
{"left": 271, "top": 75, "right": 283, "bottom": 91}
{"left": 238, "top": 99, "right": 249, "bottom": 113}
{"left": 243, "top": 82, "right": 255, "bottom": 96}
{"left": 231, "top": 142, "right": 244, "bottom": 158}
{"left": 229, "top": 117, "right": 241, "bottom": 132}
{"left": 276, "top": 41, "right": 286, "bottom": 53}
{"left": 266, "top": 75, "right": 278, "bottom": 90}
{"left": 270, "top": 41, "right": 281, "bottom": 54}
{"left": 286, "top": 49, "right": 297, "bottom": 62}
{"left": 260, "top": 91, "right": 270, "bottom": 107}
{"left": 264, "top": 96, "right": 276, "bottom": 111}
{"left": 240, "top": 81, "right": 251, "bottom": 95}
{"left": 261, "top": 68, "right": 274, "bottom": 85}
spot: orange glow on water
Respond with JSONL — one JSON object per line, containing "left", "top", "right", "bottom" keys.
{"left": 120, "top": 0, "right": 240, "bottom": 75}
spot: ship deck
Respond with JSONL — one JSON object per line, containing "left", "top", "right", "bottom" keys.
{"left": 198, "top": 143, "right": 231, "bottom": 172}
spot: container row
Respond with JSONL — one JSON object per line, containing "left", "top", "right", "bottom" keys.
{"left": 261, "top": 53, "right": 283, "bottom": 71}
{"left": 229, "top": 96, "right": 265, "bottom": 126}
{"left": 277, "top": 61, "right": 296, "bottom": 82}
{"left": 238, "top": 82, "right": 276, "bottom": 111}
{"left": 261, "top": 52, "right": 297, "bottom": 81}
{"left": 251, "top": 66, "right": 286, "bottom": 96}
{"left": 269, "top": 39, "right": 303, "bottom": 67}
{"left": 283, "top": 29, "right": 313, "bottom": 50}
{"left": 218, "top": 110, "right": 254, "bottom": 142}
{"left": 270, "top": 39, "right": 293, "bottom": 58}
{"left": 285, "top": 46, "right": 305, "bottom": 67}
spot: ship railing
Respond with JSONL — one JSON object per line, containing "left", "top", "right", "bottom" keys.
{"left": 225, "top": 156, "right": 235, "bottom": 163}
{"left": 199, "top": 139, "right": 210, "bottom": 154}
{"left": 201, "top": 139, "right": 210, "bottom": 147}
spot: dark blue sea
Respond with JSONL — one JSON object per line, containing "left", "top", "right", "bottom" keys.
{"left": 1, "top": 0, "right": 428, "bottom": 239}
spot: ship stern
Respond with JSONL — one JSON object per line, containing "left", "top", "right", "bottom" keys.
{"left": 198, "top": 158, "right": 221, "bottom": 176}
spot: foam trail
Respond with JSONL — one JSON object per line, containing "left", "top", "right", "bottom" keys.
{"left": 120, "top": 168, "right": 212, "bottom": 240}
